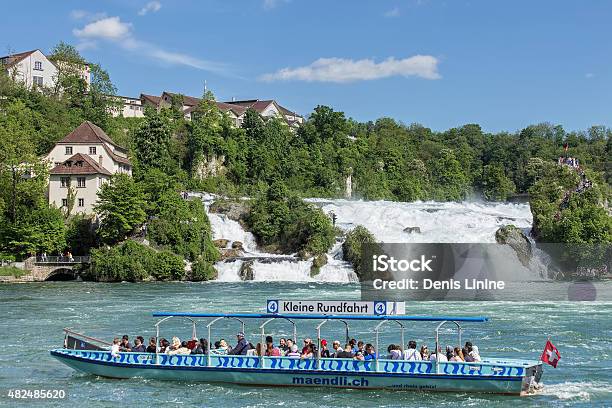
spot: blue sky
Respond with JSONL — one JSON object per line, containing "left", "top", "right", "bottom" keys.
{"left": 2, "top": 0, "right": 610, "bottom": 133}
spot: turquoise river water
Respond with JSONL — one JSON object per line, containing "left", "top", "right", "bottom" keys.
{"left": 0, "top": 282, "right": 610, "bottom": 407}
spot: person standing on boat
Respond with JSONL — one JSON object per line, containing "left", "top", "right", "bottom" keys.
{"left": 228, "top": 332, "right": 251, "bottom": 355}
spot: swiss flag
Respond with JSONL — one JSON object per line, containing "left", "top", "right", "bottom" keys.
{"left": 541, "top": 340, "right": 561, "bottom": 368}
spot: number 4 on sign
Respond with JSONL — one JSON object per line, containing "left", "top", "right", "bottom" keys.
{"left": 374, "top": 302, "right": 386, "bottom": 315}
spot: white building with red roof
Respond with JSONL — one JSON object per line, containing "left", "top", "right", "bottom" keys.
{"left": 151, "top": 91, "right": 303, "bottom": 128}
{"left": 0, "top": 49, "right": 90, "bottom": 89}
{"left": 46, "top": 121, "right": 131, "bottom": 215}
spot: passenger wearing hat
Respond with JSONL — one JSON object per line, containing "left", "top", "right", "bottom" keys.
{"left": 319, "top": 339, "right": 330, "bottom": 358}
{"left": 228, "top": 331, "right": 251, "bottom": 355}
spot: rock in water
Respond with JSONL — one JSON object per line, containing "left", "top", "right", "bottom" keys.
{"left": 209, "top": 200, "right": 250, "bottom": 222}
{"left": 213, "top": 239, "right": 229, "bottom": 248}
{"left": 239, "top": 260, "right": 254, "bottom": 281}
{"left": 220, "top": 248, "right": 244, "bottom": 260}
{"left": 403, "top": 226, "right": 421, "bottom": 234}
{"left": 495, "top": 225, "right": 532, "bottom": 267}
{"left": 232, "top": 241, "right": 243, "bottom": 250}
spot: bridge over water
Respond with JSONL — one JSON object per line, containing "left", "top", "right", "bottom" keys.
{"left": 23, "top": 256, "right": 91, "bottom": 281}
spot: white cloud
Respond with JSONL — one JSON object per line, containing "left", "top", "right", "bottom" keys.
{"left": 384, "top": 7, "right": 400, "bottom": 17}
{"left": 73, "top": 17, "right": 132, "bottom": 40}
{"left": 260, "top": 55, "right": 441, "bottom": 83}
{"left": 72, "top": 15, "right": 230, "bottom": 76}
{"left": 70, "top": 10, "right": 108, "bottom": 21}
{"left": 263, "top": 0, "right": 289, "bottom": 10}
{"left": 138, "top": 1, "right": 162, "bottom": 16}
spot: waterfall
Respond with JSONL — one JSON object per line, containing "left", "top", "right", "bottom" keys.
{"left": 193, "top": 193, "right": 547, "bottom": 282}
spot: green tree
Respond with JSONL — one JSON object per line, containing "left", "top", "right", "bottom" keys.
{"left": 94, "top": 174, "right": 146, "bottom": 245}
{"left": 481, "top": 163, "right": 516, "bottom": 201}
{"left": 132, "top": 109, "right": 172, "bottom": 171}
{"left": 430, "top": 148, "right": 471, "bottom": 201}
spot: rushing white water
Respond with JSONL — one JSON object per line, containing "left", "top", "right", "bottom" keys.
{"left": 195, "top": 193, "right": 546, "bottom": 283}
{"left": 307, "top": 198, "right": 533, "bottom": 243}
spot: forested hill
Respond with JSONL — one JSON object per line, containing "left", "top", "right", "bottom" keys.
{"left": 0, "top": 43, "right": 610, "bottom": 268}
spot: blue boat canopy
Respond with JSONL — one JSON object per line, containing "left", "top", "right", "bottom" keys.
{"left": 151, "top": 312, "right": 488, "bottom": 322}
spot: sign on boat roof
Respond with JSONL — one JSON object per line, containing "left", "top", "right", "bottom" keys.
{"left": 266, "top": 300, "right": 405, "bottom": 316}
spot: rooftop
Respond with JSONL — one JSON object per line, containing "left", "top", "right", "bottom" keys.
{"left": 0, "top": 49, "right": 38, "bottom": 68}
{"left": 49, "top": 153, "right": 112, "bottom": 176}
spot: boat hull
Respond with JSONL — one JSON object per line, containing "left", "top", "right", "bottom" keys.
{"left": 51, "top": 349, "right": 541, "bottom": 395}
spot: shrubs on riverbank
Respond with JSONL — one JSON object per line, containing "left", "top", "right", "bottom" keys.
{"left": 246, "top": 181, "right": 336, "bottom": 257}
{"left": 87, "top": 241, "right": 185, "bottom": 282}
{"left": 87, "top": 238, "right": 220, "bottom": 283}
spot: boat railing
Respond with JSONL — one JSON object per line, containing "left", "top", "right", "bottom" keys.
{"left": 154, "top": 316, "right": 198, "bottom": 365}
{"left": 63, "top": 328, "right": 112, "bottom": 350}
{"left": 434, "top": 320, "right": 462, "bottom": 374}
{"left": 150, "top": 312, "right": 489, "bottom": 373}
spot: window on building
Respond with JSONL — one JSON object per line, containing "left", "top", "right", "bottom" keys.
{"left": 33, "top": 76, "right": 43, "bottom": 86}
{"left": 89, "top": 146, "right": 97, "bottom": 155}
{"left": 65, "top": 146, "right": 73, "bottom": 155}
{"left": 78, "top": 198, "right": 84, "bottom": 207}
{"left": 77, "top": 177, "right": 86, "bottom": 188}
{"left": 61, "top": 199, "right": 68, "bottom": 207}
{"left": 34, "top": 61, "right": 42, "bottom": 70}
{"left": 60, "top": 177, "right": 70, "bottom": 188}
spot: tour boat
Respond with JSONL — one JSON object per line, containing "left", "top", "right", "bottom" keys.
{"left": 50, "top": 312, "right": 544, "bottom": 395}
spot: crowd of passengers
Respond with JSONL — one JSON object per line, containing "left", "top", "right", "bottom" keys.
{"left": 111, "top": 333, "right": 480, "bottom": 362}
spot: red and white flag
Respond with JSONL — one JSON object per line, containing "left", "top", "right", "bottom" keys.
{"left": 541, "top": 340, "right": 561, "bottom": 368}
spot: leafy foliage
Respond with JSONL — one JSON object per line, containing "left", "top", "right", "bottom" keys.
{"left": 88, "top": 240, "right": 185, "bottom": 282}
{"left": 529, "top": 161, "right": 611, "bottom": 270}
{"left": 94, "top": 174, "right": 147, "bottom": 245}
{"left": 246, "top": 180, "right": 335, "bottom": 256}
